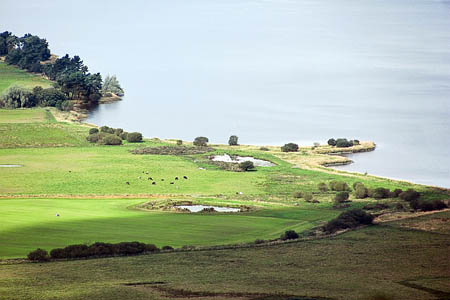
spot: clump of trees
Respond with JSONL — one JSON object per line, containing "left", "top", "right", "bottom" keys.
{"left": 1, "top": 31, "right": 110, "bottom": 109}
{"left": 281, "top": 143, "right": 299, "bottom": 152}
{"left": 193, "top": 136, "right": 209, "bottom": 147}
{"left": 0, "top": 86, "right": 70, "bottom": 110}
{"left": 86, "top": 126, "right": 143, "bottom": 145}
{"left": 327, "top": 138, "right": 360, "bottom": 147}
{"left": 28, "top": 241, "right": 161, "bottom": 261}
{"left": 323, "top": 209, "right": 374, "bottom": 233}
{"left": 228, "top": 135, "right": 239, "bottom": 146}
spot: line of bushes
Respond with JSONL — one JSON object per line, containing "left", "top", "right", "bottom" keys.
{"left": 323, "top": 209, "right": 374, "bottom": 233}
{"left": 327, "top": 138, "right": 360, "bottom": 147}
{"left": 27, "top": 241, "right": 162, "bottom": 262}
{"left": 86, "top": 126, "right": 142, "bottom": 145}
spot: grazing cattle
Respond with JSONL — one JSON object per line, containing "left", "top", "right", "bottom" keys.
{"left": 175, "top": 177, "right": 178, "bottom": 180}
{"left": 138, "top": 176, "right": 142, "bottom": 180}
{"left": 152, "top": 182, "right": 156, "bottom": 185}
{"left": 170, "top": 182, "right": 174, "bottom": 184}
{"left": 146, "top": 171, "right": 149, "bottom": 174}
{"left": 183, "top": 176, "right": 188, "bottom": 179}
{"left": 68, "top": 170, "right": 71, "bottom": 173}
{"left": 148, "top": 177, "right": 153, "bottom": 181}
{"left": 161, "top": 179, "right": 164, "bottom": 181}
{"left": 126, "top": 181, "right": 130, "bottom": 185}
{"left": 56, "top": 213, "right": 59, "bottom": 217}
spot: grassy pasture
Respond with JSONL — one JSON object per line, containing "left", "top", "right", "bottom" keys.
{"left": 0, "top": 108, "right": 49, "bottom": 123}
{"left": 0, "top": 62, "right": 52, "bottom": 94}
{"left": 1, "top": 211, "right": 448, "bottom": 300}
{"left": 0, "top": 198, "right": 338, "bottom": 258}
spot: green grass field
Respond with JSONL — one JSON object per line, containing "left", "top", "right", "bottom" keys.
{"left": 1, "top": 211, "right": 449, "bottom": 300}
{"left": 0, "top": 62, "right": 52, "bottom": 94}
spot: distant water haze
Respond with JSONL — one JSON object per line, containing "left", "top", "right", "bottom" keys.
{"left": 2, "top": 0, "right": 450, "bottom": 187}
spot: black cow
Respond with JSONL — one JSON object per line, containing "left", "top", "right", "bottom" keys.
{"left": 183, "top": 176, "right": 188, "bottom": 179}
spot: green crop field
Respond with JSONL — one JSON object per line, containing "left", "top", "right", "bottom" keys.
{"left": 0, "top": 62, "right": 52, "bottom": 94}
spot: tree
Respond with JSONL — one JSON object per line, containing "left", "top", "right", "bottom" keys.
{"left": 335, "top": 138, "right": 352, "bottom": 148}
{"left": 327, "top": 138, "right": 336, "bottom": 146}
{"left": 127, "top": 132, "right": 143, "bottom": 143}
{"left": 102, "top": 75, "right": 124, "bottom": 96}
{"left": 228, "top": 135, "right": 238, "bottom": 146}
{"left": 193, "top": 136, "right": 209, "bottom": 147}
{"left": 1, "top": 86, "right": 35, "bottom": 108}
{"left": 281, "top": 143, "right": 299, "bottom": 152}
{"left": 280, "top": 230, "right": 299, "bottom": 240}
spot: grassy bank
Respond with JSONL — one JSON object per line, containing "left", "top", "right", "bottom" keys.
{"left": 0, "top": 62, "right": 52, "bottom": 94}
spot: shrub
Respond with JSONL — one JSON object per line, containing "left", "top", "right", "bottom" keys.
{"left": 329, "top": 180, "right": 351, "bottom": 192}
{"left": 327, "top": 138, "right": 337, "bottom": 146}
{"left": 228, "top": 135, "right": 238, "bottom": 146}
{"left": 127, "top": 132, "right": 143, "bottom": 143}
{"left": 355, "top": 185, "right": 368, "bottom": 199}
{"left": 280, "top": 230, "right": 299, "bottom": 241}
{"left": 318, "top": 182, "right": 329, "bottom": 192}
{"left": 281, "top": 143, "right": 299, "bottom": 152}
{"left": 323, "top": 209, "right": 374, "bottom": 233}
{"left": 176, "top": 140, "right": 183, "bottom": 146}
{"left": 392, "top": 189, "right": 403, "bottom": 197}
{"left": 162, "top": 245, "right": 174, "bottom": 251}
{"left": 114, "top": 128, "right": 123, "bottom": 136}
{"left": 353, "top": 182, "right": 364, "bottom": 190}
{"left": 57, "top": 100, "right": 73, "bottom": 111}
{"left": 334, "top": 191, "right": 350, "bottom": 203}
{"left": 100, "top": 126, "right": 114, "bottom": 134}
{"left": 27, "top": 248, "right": 49, "bottom": 262}
{"left": 49, "top": 248, "right": 66, "bottom": 259}
{"left": 193, "top": 136, "right": 209, "bottom": 147}
{"left": 254, "top": 239, "right": 266, "bottom": 244}
{"left": 304, "top": 193, "right": 313, "bottom": 202}
{"left": 335, "top": 138, "right": 352, "bottom": 148}
{"left": 89, "top": 128, "right": 99, "bottom": 135}
{"left": 353, "top": 139, "right": 360, "bottom": 145}
{"left": 395, "top": 203, "right": 404, "bottom": 210}
{"left": 372, "top": 187, "right": 390, "bottom": 199}
{"left": 1, "top": 86, "right": 35, "bottom": 108}
{"left": 144, "top": 244, "right": 160, "bottom": 252}
{"left": 399, "top": 189, "right": 420, "bottom": 202}
{"left": 86, "top": 242, "right": 115, "bottom": 256}
{"left": 410, "top": 199, "right": 447, "bottom": 212}
{"left": 293, "top": 191, "right": 303, "bottom": 198}
{"left": 113, "top": 242, "right": 147, "bottom": 255}
{"left": 86, "top": 133, "right": 100, "bottom": 143}
{"left": 120, "top": 132, "right": 128, "bottom": 140}
{"left": 259, "top": 147, "right": 269, "bottom": 151}
{"left": 363, "top": 203, "right": 389, "bottom": 210}
{"left": 100, "top": 134, "right": 122, "bottom": 145}
{"left": 239, "top": 161, "right": 255, "bottom": 171}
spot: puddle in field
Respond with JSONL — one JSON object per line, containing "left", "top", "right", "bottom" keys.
{"left": 0, "top": 164, "right": 23, "bottom": 167}
{"left": 177, "top": 205, "right": 240, "bottom": 213}
{"left": 211, "top": 154, "right": 275, "bottom": 167}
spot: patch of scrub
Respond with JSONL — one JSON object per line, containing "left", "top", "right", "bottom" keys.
{"left": 211, "top": 154, "right": 275, "bottom": 167}
{"left": 0, "top": 164, "right": 23, "bottom": 167}
{"left": 177, "top": 205, "right": 240, "bottom": 213}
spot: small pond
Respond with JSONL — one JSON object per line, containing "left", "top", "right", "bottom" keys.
{"left": 211, "top": 154, "right": 275, "bottom": 167}
{"left": 0, "top": 164, "right": 23, "bottom": 167}
{"left": 177, "top": 205, "right": 240, "bottom": 213}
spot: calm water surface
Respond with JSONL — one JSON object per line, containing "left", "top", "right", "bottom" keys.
{"left": 2, "top": 0, "right": 450, "bottom": 187}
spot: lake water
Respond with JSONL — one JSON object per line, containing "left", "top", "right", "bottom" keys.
{"left": 177, "top": 205, "right": 240, "bottom": 213}
{"left": 2, "top": 0, "right": 450, "bottom": 188}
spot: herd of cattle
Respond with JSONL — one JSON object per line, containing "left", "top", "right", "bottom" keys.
{"left": 125, "top": 172, "right": 188, "bottom": 186}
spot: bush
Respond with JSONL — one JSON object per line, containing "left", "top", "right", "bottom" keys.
{"left": 127, "top": 132, "right": 143, "bottom": 143}
{"left": 254, "top": 239, "right": 266, "bottom": 244}
{"left": 280, "top": 230, "right": 299, "bottom": 241}
{"left": 86, "top": 133, "right": 100, "bottom": 143}
{"left": 193, "top": 136, "right": 209, "bottom": 147}
{"left": 86, "top": 242, "right": 115, "bottom": 257}
{"left": 239, "top": 161, "right": 255, "bottom": 171}
{"left": 1, "top": 86, "right": 35, "bottom": 108}
{"left": 329, "top": 180, "right": 351, "bottom": 191}
{"left": 355, "top": 185, "right": 368, "bottom": 199}
{"left": 334, "top": 191, "right": 350, "bottom": 203}
{"left": 399, "top": 189, "right": 420, "bottom": 202}
{"left": 392, "top": 189, "right": 403, "bottom": 197}
{"left": 49, "top": 248, "right": 66, "bottom": 259}
{"left": 304, "top": 193, "right": 313, "bottom": 202}
{"left": 281, "top": 143, "right": 299, "bottom": 152}
{"left": 327, "top": 138, "right": 336, "bottom": 146}
{"left": 372, "top": 187, "right": 390, "bottom": 199}
{"left": 89, "top": 128, "right": 99, "bottom": 135}
{"left": 113, "top": 242, "right": 147, "bottom": 255}
{"left": 363, "top": 203, "right": 389, "bottom": 210}
{"left": 176, "top": 140, "right": 183, "bottom": 146}
{"left": 259, "top": 147, "right": 269, "bottom": 151}
{"left": 162, "top": 245, "right": 174, "bottom": 251}
{"left": 27, "top": 248, "right": 49, "bottom": 262}
{"left": 120, "top": 132, "right": 128, "bottom": 140}
{"left": 114, "top": 128, "right": 123, "bottom": 136}
{"left": 318, "top": 182, "right": 329, "bottom": 192}
{"left": 293, "top": 191, "right": 303, "bottom": 198}
{"left": 353, "top": 139, "right": 360, "bottom": 145}
{"left": 228, "top": 135, "right": 238, "bottom": 146}
{"left": 144, "top": 244, "right": 160, "bottom": 252}
{"left": 353, "top": 182, "right": 364, "bottom": 190}
{"left": 335, "top": 138, "right": 352, "bottom": 148}
{"left": 100, "top": 134, "right": 122, "bottom": 145}
{"left": 323, "top": 209, "right": 374, "bottom": 233}
{"left": 410, "top": 199, "right": 447, "bottom": 212}
{"left": 100, "top": 126, "right": 114, "bottom": 134}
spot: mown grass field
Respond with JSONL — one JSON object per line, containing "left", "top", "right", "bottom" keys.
{"left": 0, "top": 62, "right": 52, "bottom": 94}
{"left": 1, "top": 211, "right": 449, "bottom": 300}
